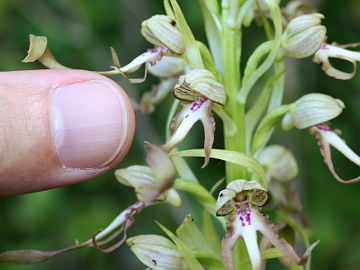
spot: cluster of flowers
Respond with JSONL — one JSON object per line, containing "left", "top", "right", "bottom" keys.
{"left": 1, "top": 0, "right": 359, "bottom": 269}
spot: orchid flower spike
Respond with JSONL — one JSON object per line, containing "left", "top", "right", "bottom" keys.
{"left": 162, "top": 69, "right": 226, "bottom": 167}
{"left": 313, "top": 42, "right": 360, "bottom": 80}
{"left": 115, "top": 143, "right": 179, "bottom": 206}
{"left": 309, "top": 124, "right": 360, "bottom": 184}
{"left": 216, "top": 180, "right": 318, "bottom": 270}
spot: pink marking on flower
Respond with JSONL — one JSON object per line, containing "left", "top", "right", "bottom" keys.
{"left": 246, "top": 214, "right": 251, "bottom": 225}
{"left": 240, "top": 216, "right": 246, "bottom": 227}
{"left": 236, "top": 203, "right": 252, "bottom": 227}
{"left": 316, "top": 124, "right": 332, "bottom": 131}
{"left": 190, "top": 97, "right": 208, "bottom": 112}
{"left": 320, "top": 44, "right": 329, "bottom": 50}
{"left": 150, "top": 48, "right": 159, "bottom": 53}
{"left": 183, "top": 97, "right": 209, "bottom": 119}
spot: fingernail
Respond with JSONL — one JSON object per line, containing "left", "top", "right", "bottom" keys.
{"left": 50, "top": 80, "right": 129, "bottom": 168}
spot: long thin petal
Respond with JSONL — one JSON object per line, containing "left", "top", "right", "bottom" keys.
{"left": 200, "top": 103, "right": 215, "bottom": 167}
{"left": 221, "top": 223, "right": 238, "bottom": 270}
{"left": 163, "top": 97, "right": 215, "bottom": 162}
{"left": 120, "top": 47, "right": 167, "bottom": 73}
{"left": 310, "top": 125, "right": 360, "bottom": 183}
{"left": 252, "top": 207, "right": 301, "bottom": 264}
{"left": 242, "top": 226, "right": 261, "bottom": 270}
{"left": 313, "top": 44, "right": 359, "bottom": 80}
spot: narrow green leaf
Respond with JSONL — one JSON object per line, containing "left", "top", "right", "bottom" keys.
{"left": 209, "top": 177, "right": 225, "bottom": 195}
{"left": 251, "top": 105, "right": 291, "bottom": 155}
{"left": 267, "top": 62, "right": 286, "bottom": 112}
{"left": 239, "top": 247, "right": 285, "bottom": 264}
{"left": 172, "top": 156, "right": 198, "bottom": 182}
{"left": 171, "top": 149, "right": 268, "bottom": 188}
{"left": 198, "top": 0, "right": 222, "bottom": 71}
{"left": 170, "top": 0, "right": 203, "bottom": 68}
{"left": 291, "top": 263, "right": 304, "bottom": 270}
{"left": 157, "top": 222, "right": 205, "bottom": 270}
{"left": 174, "top": 179, "right": 216, "bottom": 213}
{"left": 163, "top": 0, "right": 175, "bottom": 18}
{"left": 261, "top": 247, "right": 285, "bottom": 260}
{"left": 196, "top": 41, "right": 219, "bottom": 79}
{"left": 192, "top": 249, "right": 225, "bottom": 270}
{"left": 237, "top": 0, "right": 283, "bottom": 104}
{"left": 242, "top": 41, "right": 274, "bottom": 84}
{"left": 245, "top": 67, "right": 285, "bottom": 151}
{"left": 202, "top": 210, "right": 221, "bottom": 255}
{"left": 176, "top": 215, "right": 217, "bottom": 255}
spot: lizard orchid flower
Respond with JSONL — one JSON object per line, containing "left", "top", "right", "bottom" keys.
{"left": 313, "top": 42, "right": 360, "bottom": 80}
{"left": 162, "top": 69, "right": 226, "bottom": 167}
{"left": 216, "top": 180, "right": 318, "bottom": 270}
{"left": 283, "top": 93, "right": 360, "bottom": 183}
{"left": 309, "top": 124, "right": 360, "bottom": 183}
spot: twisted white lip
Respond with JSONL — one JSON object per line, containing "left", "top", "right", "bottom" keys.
{"left": 318, "top": 43, "right": 360, "bottom": 61}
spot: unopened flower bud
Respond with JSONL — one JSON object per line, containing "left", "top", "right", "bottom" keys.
{"left": 282, "top": 13, "right": 326, "bottom": 58}
{"left": 258, "top": 145, "right": 298, "bottom": 181}
{"left": 141, "top": 15, "right": 185, "bottom": 55}
{"left": 174, "top": 69, "right": 226, "bottom": 105}
{"left": 282, "top": 93, "right": 345, "bottom": 130}
{"left": 148, "top": 56, "right": 186, "bottom": 78}
{"left": 115, "top": 143, "right": 177, "bottom": 205}
{"left": 127, "top": 235, "right": 183, "bottom": 270}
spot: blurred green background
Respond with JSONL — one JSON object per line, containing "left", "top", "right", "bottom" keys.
{"left": 1, "top": 0, "right": 360, "bottom": 269}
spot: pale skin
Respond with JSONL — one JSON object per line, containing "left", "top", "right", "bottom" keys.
{"left": 0, "top": 69, "right": 135, "bottom": 196}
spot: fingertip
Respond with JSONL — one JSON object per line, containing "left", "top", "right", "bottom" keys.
{"left": 0, "top": 69, "right": 135, "bottom": 196}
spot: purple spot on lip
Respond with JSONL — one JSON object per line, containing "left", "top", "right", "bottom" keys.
{"left": 185, "top": 114, "right": 189, "bottom": 118}
{"left": 189, "top": 97, "right": 208, "bottom": 113}
{"left": 236, "top": 203, "right": 252, "bottom": 226}
{"left": 240, "top": 216, "right": 245, "bottom": 227}
{"left": 246, "top": 214, "right": 251, "bottom": 225}
{"left": 316, "top": 124, "right": 331, "bottom": 131}
{"left": 150, "top": 48, "right": 159, "bottom": 53}
{"left": 320, "top": 44, "right": 329, "bottom": 50}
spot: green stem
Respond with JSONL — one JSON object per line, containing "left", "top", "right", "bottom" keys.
{"left": 221, "top": 13, "right": 246, "bottom": 183}
{"left": 221, "top": 2, "right": 248, "bottom": 269}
